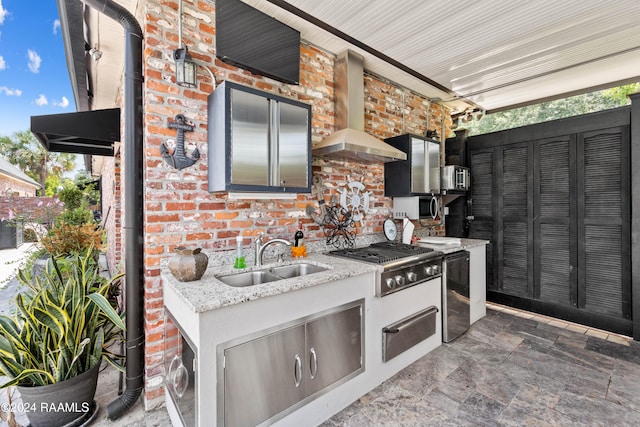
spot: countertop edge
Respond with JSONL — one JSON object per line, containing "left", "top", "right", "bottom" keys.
{"left": 163, "top": 253, "right": 379, "bottom": 314}
{"left": 416, "top": 238, "right": 490, "bottom": 254}
{"left": 163, "top": 240, "right": 489, "bottom": 313}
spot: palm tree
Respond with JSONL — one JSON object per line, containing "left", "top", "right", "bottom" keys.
{"left": 0, "top": 131, "right": 76, "bottom": 192}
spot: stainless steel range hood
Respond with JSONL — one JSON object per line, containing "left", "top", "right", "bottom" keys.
{"left": 313, "top": 50, "right": 406, "bottom": 163}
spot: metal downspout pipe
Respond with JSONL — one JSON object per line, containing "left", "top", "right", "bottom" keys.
{"left": 79, "top": 0, "right": 144, "bottom": 420}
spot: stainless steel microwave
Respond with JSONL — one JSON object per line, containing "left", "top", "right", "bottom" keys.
{"left": 392, "top": 196, "right": 439, "bottom": 220}
{"left": 441, "top": 166, "right": 470, "bottom": 192}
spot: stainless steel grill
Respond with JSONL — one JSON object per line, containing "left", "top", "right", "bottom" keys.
{"left": 330, "top": 242, "right": 443, "bottom": 296}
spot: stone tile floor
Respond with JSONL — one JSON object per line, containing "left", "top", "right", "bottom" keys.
{"left": 2, "top": 294, "right": 638, "bottom": 426}
{"left": 322, "top": 303, "right": 640, "bottom": 427}
{"left": 86, "top": 303, "right": 639, "bottom": 427}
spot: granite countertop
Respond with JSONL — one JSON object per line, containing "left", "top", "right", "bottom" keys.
{"left": 163, "top": 253, "right": 379, "bottom": 313}
{"left": 415, "top": 237, "right": 490, "bottom": 254}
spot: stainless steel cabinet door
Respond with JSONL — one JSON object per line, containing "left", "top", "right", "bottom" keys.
{"left": 410, "top": 136, "right": 440, "bottom": 194}
{"left": 427, "top": 138, "right": 440, "bottom": 192}
{"left": 443, "top": 251, "right": 470, "bottom": 342}
{"left": 224, "top": 324, "right": 306, "bottom": 427}
{"left": 229, "top": 88, "right": 270, "bottom": 186}
{"left": 411, "top": 136, "right": 426, "bottom": 193}
{"left": 278, "top": 102, "right": 310, "bottom": 189}
{"left": 305, "top": 304, "right": 362, "bottom": 396}
{"left": 165, "top": 335, "right": 197, "bottom": 427}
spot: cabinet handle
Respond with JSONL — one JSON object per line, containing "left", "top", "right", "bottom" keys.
{"left": 168, "top": 355, "right": 189, "bottom": 399}
{"left": 309, "top": 347, "right": 318, "bottom": 380}
{"left": 383, "top": 306, "right": 439, "bottom": 334}
{"left": 293, "top": 354, "right": 303, "bottom": 387}
{"left": 430, "top": 195, "right": 439, "bottom": 219}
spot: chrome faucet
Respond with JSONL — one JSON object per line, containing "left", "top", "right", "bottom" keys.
{"left": 254, "top": 233, "right": 292, "bottom": 266}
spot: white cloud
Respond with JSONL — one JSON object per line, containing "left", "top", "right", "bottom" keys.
{"left": 34, "top": 94, "right": 48, "bottom": 106}
{"left": 0, "top": 55, "right": 5, "bottom": 70}
{"left": 0, "top": 1, "right": 8, "bottom": 25}
{"left": 53, "top": 19, "right": 60, "bottom": 35}
{"left": 0, "top": 86, "right": 21, "bottom": 96}
{"left": 53, "top": 96, "right": 69, "bottom": 108}
{"left": 27, "top": 49, "right": 41, "bottom": 73}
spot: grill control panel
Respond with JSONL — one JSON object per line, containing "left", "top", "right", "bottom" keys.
{"left": 379, "top": 258, "right": 442, "bottom": 297}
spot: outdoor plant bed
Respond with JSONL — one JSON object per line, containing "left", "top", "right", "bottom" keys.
{"left": 0, "top": 249, "right": 125, "bottom": 427}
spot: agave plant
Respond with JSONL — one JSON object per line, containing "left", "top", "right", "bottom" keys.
{"left": 0, "top": 248, "right": 125, "bottom": 387}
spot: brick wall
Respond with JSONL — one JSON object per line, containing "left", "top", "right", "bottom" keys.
{"left": 0, "top": 196, "right": 63, "bottom": 224}
{"left": 138, "top": 0, "right": 450, "bottom": 408}
{"left": 0, "top": 175, "right": 39, "bottom": 197}
{"left": 100, "top": 154, "right": 123, "bottom": 274}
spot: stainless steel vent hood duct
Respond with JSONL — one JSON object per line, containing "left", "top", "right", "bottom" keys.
{"left": 312, "top": 50, "right": 406, "bottom": 163}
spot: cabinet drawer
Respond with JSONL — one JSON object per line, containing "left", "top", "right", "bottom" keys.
{"left": 382, "top": 306, "right": 438, "bottom": 362}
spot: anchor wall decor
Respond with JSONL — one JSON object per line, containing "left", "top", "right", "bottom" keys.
{"left": 161, "top": 114, "right": 200, "bottom": 170}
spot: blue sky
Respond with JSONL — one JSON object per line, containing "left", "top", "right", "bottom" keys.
{"left": 0, "top": 0, "right": 74, "bottom": 137}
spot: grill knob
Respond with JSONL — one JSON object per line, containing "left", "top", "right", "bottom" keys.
{"left": 385, "top": 277, "right": 396, "bottom": 289}
{"left": 432, "top": 265, "right": 440, "bottom": 275}
{"left": 424, "top": 266, "right": 433, "bottom": 275}
{"left": 406, "top": 272, "right": 418, "bottom": 282}
{"left": 394, "top": 275, "right": 406, "bottom": 287}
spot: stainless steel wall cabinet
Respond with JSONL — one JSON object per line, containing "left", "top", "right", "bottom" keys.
{"left": 384, "top": 134, "right": 440, "bottom": 196}
{"left": 208, "top": 81, "right": 312, "bottom": 193}
{"left": 220, "top": 300, "right": 364, "bottom": 427}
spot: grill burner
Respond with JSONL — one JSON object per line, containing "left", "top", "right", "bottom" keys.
{"left": 329, "top": 241, "right": 443, "bottom": 297}
{"left": 330, "top": 242, "right": 435, "bottom": 264}
{"left": 371, "top": 241, "right": 434, "bottom": 253}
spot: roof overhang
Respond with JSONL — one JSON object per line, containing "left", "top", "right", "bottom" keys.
{"left": 56, "top": 0, "right": 90, "bottom": 112}
{"left": 30, "top": 108, "right": 120, "bottom": 156}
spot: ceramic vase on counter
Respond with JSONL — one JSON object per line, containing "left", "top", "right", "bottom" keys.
{"left": 169, "top": 246, "right": 209, "bottom": 282}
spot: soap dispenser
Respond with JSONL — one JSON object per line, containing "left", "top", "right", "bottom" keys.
{"left": 234, "top": 235, "right": 246, "bottom": 268}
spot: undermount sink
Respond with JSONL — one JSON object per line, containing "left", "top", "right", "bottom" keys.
{"left": 216, "top": 263, "right": 329, "bottom": 287}
{"left": 217, "top": 271, "right": 282, "bottom": 287}
{"left": 268, "top": 263, "right": 329, "bottom": 279}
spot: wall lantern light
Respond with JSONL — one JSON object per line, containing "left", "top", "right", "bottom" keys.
{"left": 174, "top": 46, "right": 197, "bottom": 88}
{"left": 173, "top": 0, "right": 216, "bottom": 91}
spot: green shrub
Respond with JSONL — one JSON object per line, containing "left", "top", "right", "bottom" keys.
{"left": 57, "top": 206, "right": 94, "bottom": 226}
{"left": 55, "top": 184, "right": 97, "bottom": 227}
{"left": 56, "top": 186, "right": 84, "bottom": 211}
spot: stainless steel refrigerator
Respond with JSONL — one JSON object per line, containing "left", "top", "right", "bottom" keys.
{"left": 442, "top": 251, "right": 470, "bottom": 342}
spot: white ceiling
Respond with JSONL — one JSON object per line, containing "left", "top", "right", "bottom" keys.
{"left": 242, "top": 0, "right": 640, "bottom": 114}
{"left": 84, "top": 0, "right": 141, "bottom": 111}
{"left": 88, "top": 0, "right": 640, "bottom": 115}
